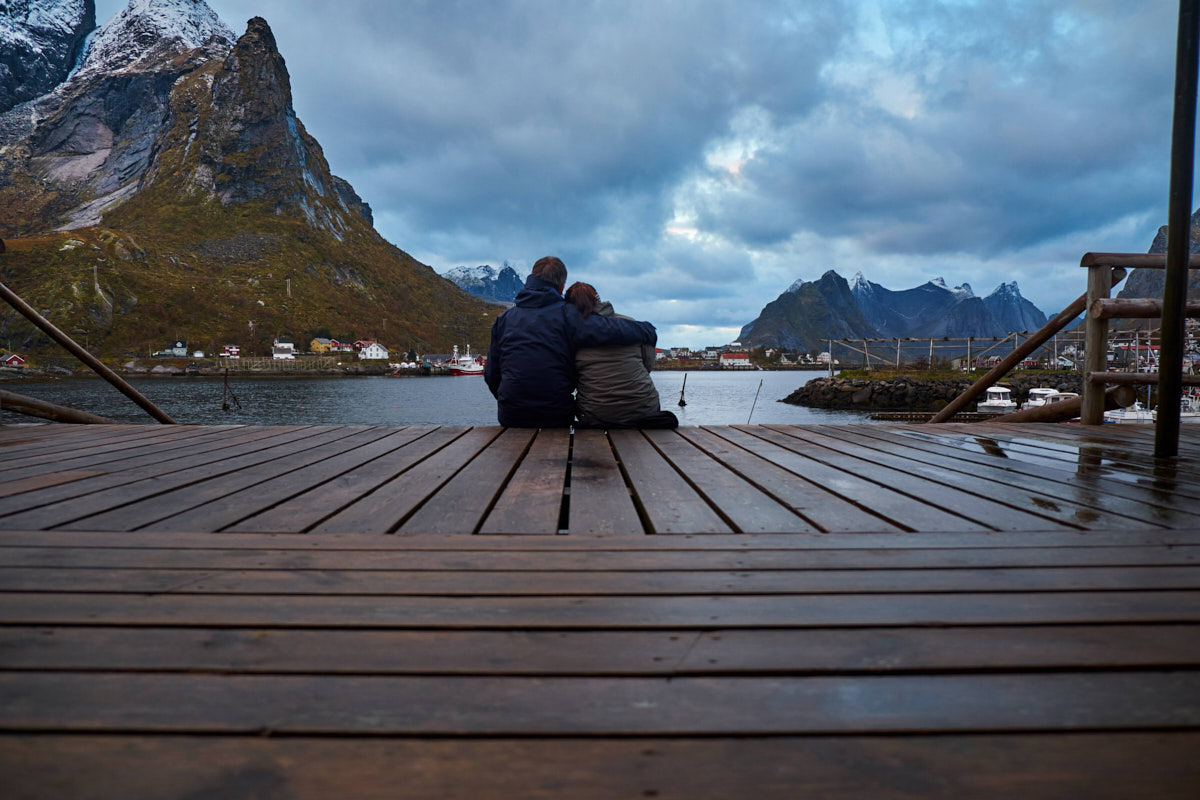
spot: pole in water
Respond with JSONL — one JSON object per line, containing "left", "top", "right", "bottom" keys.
{"left": 747, "top": 378, "right": 763, "bottom": 424}
{"left": 678, "top": 373, "right": 687, "bottom": 407}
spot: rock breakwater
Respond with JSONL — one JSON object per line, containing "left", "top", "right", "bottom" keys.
{"left": 783, "top": 372, "right": 1083, "bottom": 411}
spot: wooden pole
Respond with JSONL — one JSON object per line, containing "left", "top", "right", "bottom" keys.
{"left": 0, "top": 282, "right": 176, "bottom": 424}
{"left": 0, "top": 389, "right": 116, "bottom": 424}
{"left": 930, "top": 268, "right": 1125, "bottom": 423}
{"left": 1157, "top": 0, "right": 1200, "bottom": 458}
{"left": 1081, "top": 266, "right": 1116, "bottom": 424}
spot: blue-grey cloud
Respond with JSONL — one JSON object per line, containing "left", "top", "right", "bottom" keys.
{"left": 90, "top": 0, "right": 1186, "bottom": 346}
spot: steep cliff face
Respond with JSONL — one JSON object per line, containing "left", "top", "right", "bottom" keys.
{"left": 851, "top": 274, "right": 975, "bottom": 338}
{"left": 0, "top": 0, "right": 496, "bottom": 357}
{"left": 1117, "top": 207, "right": 1200, "bottom": 301}
{"left": 983, "top": 281, "right": 1047, "bottom": 333}
{"left": 0, "top": 0, "right": 95, "bottom": 114}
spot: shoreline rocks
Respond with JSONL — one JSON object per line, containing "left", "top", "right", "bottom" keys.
{"left": 783, "top": 372, "right": 1084, "bottom": 411}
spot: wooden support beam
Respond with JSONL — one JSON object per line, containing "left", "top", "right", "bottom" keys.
{"left": 1080, "top": 252, "right": 1200, "bottom": 269}
{"left": 1089, "top": 298, "right": 1200, "bottom": 319}
{"left": 1087, "top": 371, "right": 1200, "bottom": 387}
{"left": 0, "top": 389, "right": 116, "bottom": 424}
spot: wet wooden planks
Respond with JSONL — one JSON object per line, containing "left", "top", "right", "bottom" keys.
{"left": 2, "top": 421, "right": 1198, "bottom": 534}
{"left": 0, "top": 528, "right": 1198, "bottom": 798}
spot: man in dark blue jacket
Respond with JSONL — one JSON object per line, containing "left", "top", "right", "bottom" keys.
{"left": 484, "top": 256, "right": 657, "bottom": 427}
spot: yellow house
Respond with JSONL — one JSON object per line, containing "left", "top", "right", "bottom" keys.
{"left": 310, "top": 337, "right": 334, "bottom": 353}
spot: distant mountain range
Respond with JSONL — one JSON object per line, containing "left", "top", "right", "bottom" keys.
{"left": 738, "top": 272, "right": 1048, "bottom": 353}
{"left": 441, "top": 263, "right": 527, "bottom": 304}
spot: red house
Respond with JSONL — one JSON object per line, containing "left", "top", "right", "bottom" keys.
{"left": 1, "top": 354, "right": 26, "bottom": 368}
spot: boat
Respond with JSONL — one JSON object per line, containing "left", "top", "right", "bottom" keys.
{"left": 1152, "top": 393, "right": 1200, "bottom": 423}
{"left": 1021, "top": 387, "right": 1057, "bottom": 410}
{"left": 1044, "top": 391, "right": 1079, "bottom": 406}
{"left": 448, "top": 345, "right": 485, "bottom": 376}
{"left": 977, "top": 386, "right": 1017, "bottom": 414}
{"left": 1104, "top": 400, "right": 1154, "bottom": 424}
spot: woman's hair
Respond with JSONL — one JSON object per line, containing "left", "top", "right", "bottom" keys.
{"left": 565, "top": 282, "right": 600, "bottom": 317}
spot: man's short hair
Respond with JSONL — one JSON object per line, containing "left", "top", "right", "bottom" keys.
{"left": 531, "top": 256, "right": 567, "bottom": 288}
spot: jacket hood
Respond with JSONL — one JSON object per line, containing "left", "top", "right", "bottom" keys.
{"left": 514, "top": 275, "right": 565, "bottom": 308}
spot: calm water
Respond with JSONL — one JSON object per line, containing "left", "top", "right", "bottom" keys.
{"left": 2, "top": 370, "right": 866, "bottom": 426}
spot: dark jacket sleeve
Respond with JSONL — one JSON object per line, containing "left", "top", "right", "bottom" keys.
{"left": 484, "top": 316, "right": 503, "bottom": 397}
{"left": 572, "top": 312, "right": 657, "bottom": 348}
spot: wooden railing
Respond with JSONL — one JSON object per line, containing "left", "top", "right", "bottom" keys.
{"left": 1080, "top": 253, "right": 1200, "bottom": 425}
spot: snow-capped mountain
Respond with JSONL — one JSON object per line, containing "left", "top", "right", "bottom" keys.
{"left": 741, "top": 271, "right": 1047, "bottom": 351}
{"left": 850, "top": 273, "right": 984, "bottom": 338}
{"left": 442, "top": 263, "right": 527, "bottom": 304}
{"left": 983, "top": 281, "right": 1048, "bottom": 334}
{"left": 75, "top": 0, "right": 234, "bottom": 77}
{"left": 0, "top": 0, "right": 95, "bottom": 112}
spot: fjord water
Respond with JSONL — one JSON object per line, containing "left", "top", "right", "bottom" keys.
{"left": 2, "top": 371, "right": 865, "bottom": 426}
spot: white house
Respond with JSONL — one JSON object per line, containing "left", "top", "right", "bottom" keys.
{"left": 359, "top": 342, "right": 389, "bottom": 360}
{"left": 154, "top": 340, "right": 188, "bottom": 357}
{"left": 720, "top": 352, "right": 751, "bottom": 368}
{"left": 272, "top": 337, "right": 296, "bottom": 360}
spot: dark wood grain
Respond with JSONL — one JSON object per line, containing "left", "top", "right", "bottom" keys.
{"left": 3, "top": 671, "right": 1197, "bottom": 733}
{"left": 309, "top": 427, "right": 504, "bottom": 534}
{"left": 4, "top": 544, "right": 1195, "bottom": 570}
{"left": 676, "top": 426, "right": 899, "bottom": 532}
{"left": 3, "top": 733, "right": 1196, "bottom": 800}
{"left": 5, "top": 590, "right": 1199, "bottom": 628}
{"left": 4, "top": 624, "right": 1197, "bottom": 674}
{"left": 608, "top": 429, "right": 732, "bottom": 534}
{"left": 479, "top": 428, "right": 570, "bottom": 534}
{"left": 400, "top": 427, "right": 536, "bottom": 534}
{"left": 4, "top": 564, "right": 1196, "bottom": 594}
{"left": 568, "top": 429, "right": 644, "bottom": 535}
{"left": 644, "top": 429, "right": 817, "bottom": 533}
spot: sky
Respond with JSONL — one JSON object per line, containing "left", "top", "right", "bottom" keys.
{"left": 94, "top": 0, "right": 1189, "bottom": 347}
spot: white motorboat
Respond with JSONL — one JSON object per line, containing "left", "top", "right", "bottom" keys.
{"left": 1152, "top": 394, "right": 1200, "bottom": 423}
{"left": 977, "top": 386, "right": 1017, "bottom": 414}
{"left": 1044, "top": 391, "right": 1079, "bottom": 406}
{"left": 1104, "top": 400, "right": 1154, "bottom": 424}
{"left": 1021, "top": 387, "right": 1058, "bottom": 410}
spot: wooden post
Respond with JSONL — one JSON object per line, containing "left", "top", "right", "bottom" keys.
{"left": 1157, "top": 0, "right": 1200, "bottom": 457}
{"left": 1081, "top": 266, "right": 1115, "bottom": 424}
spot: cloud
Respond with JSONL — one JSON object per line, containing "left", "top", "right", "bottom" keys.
{"left": 91, "top": 0, "right": 1186, "bottom": 346}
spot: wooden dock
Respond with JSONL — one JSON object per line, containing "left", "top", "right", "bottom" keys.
{"left": 1, "top": 421, "right": 1199, "bottom": 797}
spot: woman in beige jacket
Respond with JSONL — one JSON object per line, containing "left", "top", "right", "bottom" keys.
{"left": 565, "top": 282, "right": 678, "bottom": 429}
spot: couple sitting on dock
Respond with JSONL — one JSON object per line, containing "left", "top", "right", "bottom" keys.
{"left": 484, "top": 256, "right": 678, "bottom": 429}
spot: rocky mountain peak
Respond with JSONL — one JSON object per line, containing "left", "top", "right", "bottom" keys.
{"left": 0, "top": 0, "right": 95, "bottom": 113}
{"left": 77, "top": 0, "right": 233, "bottom": 77}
